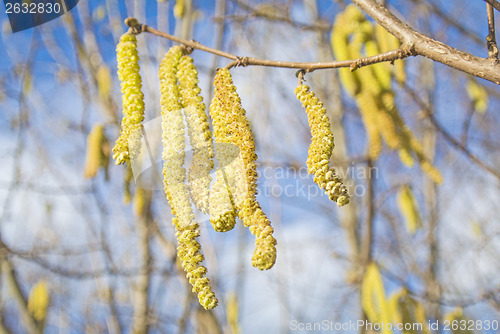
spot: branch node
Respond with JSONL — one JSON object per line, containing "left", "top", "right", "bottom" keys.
{"left": 296, "top": 69, "right": 306, "bottom": 84}
{"left": 125, "top": 17, "right": 144, "bottom": 35}
{"left": 237, "top": 56, "right": 249, "bottom": 67}
{"left": 400, "top": 42, "right": 416, "bottom": 58}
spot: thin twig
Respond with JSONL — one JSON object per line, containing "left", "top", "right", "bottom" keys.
{"left": 400, "top": 82, "right": 500, "bottom": 182}
{"left": 227, "top": 0, "right": 330, "bottom": 31}
{"left": 460, "top": 102, "right": 476, "bottom": 145}
{"left": 208, "top": 0, "right": 228, "bottom": 99}
{"left": 361, "top": 159, "right": 375, "bottom": 267}
{"left": 125, "top": 18, "right": 413, "bottom": 72}
{"left": 409, "top": 0, "right": 483, "bottom": 45}
{"left": 487, "top": 4, "right": 499, "bottom": 58}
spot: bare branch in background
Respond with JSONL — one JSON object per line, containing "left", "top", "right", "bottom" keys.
{"left": 486, "top": 3, "right": 499, "bottom": 58}
{"left": 483, "top": 0, "right": 500, "bottom": 12}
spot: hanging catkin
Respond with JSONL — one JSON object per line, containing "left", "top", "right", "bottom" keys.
{"left": 177, "top": 54, "right": 214, "bottom": 214}
{"left": 331, "top": 5, "right": 442, "bottom": 184}
{"left": 113, "top": 33, "right": 145, "bottom": 165}
{"left": 210, "top": 68, "right": 277, "bottom": 270}
{"left": 83, "top": 124, "right": 109, "bottom": 179}
{"left": 361, "top": 263, "right": 392, "bottom": 334}
{"left": 397, "top": 185, "right": 422, "bottom": 234}
{"left": 160, "top": 46, "right": 218, "bottom": 310}
{"left": 295, "top": 84, "right": 349, "bottom": 206}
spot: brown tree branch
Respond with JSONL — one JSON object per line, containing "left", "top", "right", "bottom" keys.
{"left": 351, "top": 0, "right": 500, "bottom": 84}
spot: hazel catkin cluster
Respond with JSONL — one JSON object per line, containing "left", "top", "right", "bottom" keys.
{"left": 159, "top": 46, "right": 218, "bottom": 310}
{"left": 331, "top": 5, "right": 442, "bottom": 184}
{"left": 295, "top": 84, "right": 349, "bottom": 206}
{"left": 210, "top": 68, "right": 277, "bottom": 270}
{"left": 113, "top": 33, "right": 145, "bottom": 165}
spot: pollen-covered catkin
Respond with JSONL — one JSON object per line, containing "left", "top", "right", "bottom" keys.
{"left": 177, "top": 54, "right": 214, "bottom": 214}
{"left": 295, "top": 84, "right": 349, "bottom": 206}
{"left": 361, "top": 263, "right": 391, "bottom": 334}
{"left": 375, "top": 24, "right": 406, "bottom": 84}
{"left": 84, "top": 124, "right": 109, "bottom": 178}
{"left": 390, "top": 289, "right": 429, "bottom": 333}
{"left": 113, "top": 33, "right": 145, "bottom": 165}
{"left": 332, "top": 5, "right": 441, "bottom": 184}
{"left": 397, "top": 185, "right": 422, "bottom": 234}
{"left": 160, "top": 46, "right": 218, "bottom": 310}
{"left": 27, "top": 280, "right": 49, "bottom": 322}
{"left": 210, "top": 68, "right": 277, "bottom": 270}
{"left": 406, "top": 130, "right": 443, "bottom": 184}
{"left": 207, "top": 99, "right": 238, "bottom": 231}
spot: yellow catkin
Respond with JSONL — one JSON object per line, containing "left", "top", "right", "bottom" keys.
{"left": 295, "top": 84, "right": 349, "bottom": 206}
{"left": 330, "top": 5, "right": 370, "bottom": 96}
{"left": 414, "top": 301, "right": 429, "bottom": 334}
{"left": 366, "top": 81, "right": 400, "bottom": 150}
{"left": 173, "top": 0, "right": 185, "bottom": 18}
{"left": 397, "top": 185, "right": 422, "bottom": 234}
{"left": 364, "top": 29, "right": 391, "bottom": 91}
{"left": 375, "top": 24, "right": 405, "bottom": 83}
{"left": 379, "top": 91, "right": 404, "bottom": 149}
{"left": 408, "top": 135, "right": 443, "bottom": 184}
{"left": 160, "top": 46, "right": 217, "bottom": 310}
{"left": 333, "top": 5, "right": 440, "bottom": 184}
{"left": 113, "top": 33, "right": 145, "bottom": 165}
{"left": 133, "top": 187, "right": 146, "bottom": 217}
{"left": 398, "top": 133, "right": 415, "bottom": 167}
{"left": 207, "top": 94, "right": 238, "bottom": 232}
{"left": 333, "top": 7, "right": 399, "bottom": 157}
{"left": 83, "top": 124, "right": 108, "bottom": 179}
{"left": 331, "top": 22, "right": 361, "bottom": 96}
{"left": 444, "top": 308, "right": 473, "bottom": 334}
{"left": 208, "top": 166, "right": 236, "bottom": 232}
{"left": 466, "top": 79, "right": 488, "bottom": 113}
{"left": 210, "top": 68, "right": 276, "bottom": 270}
{"left": 226, "top": 293, "right": 242, "bottom": 334}
{"left": 28, "top": 280, "right": 50, "bottom": 322}
{"left": 361, "top": 263, "right": 391, "bottom": 334}
{"left": 391, "top": 289, "right": 429, "bottom": 334}
{"left": 357, "top": 92, "right": 383, "bottom": 160}
{"left": 388, "top": 289, "right": 405, "bottom": 324}
{"left": 96, "top": 65, "right": 112, "bottom": 100}
{"left": 176, "top": 54, "right": 214, "bottom": 214}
